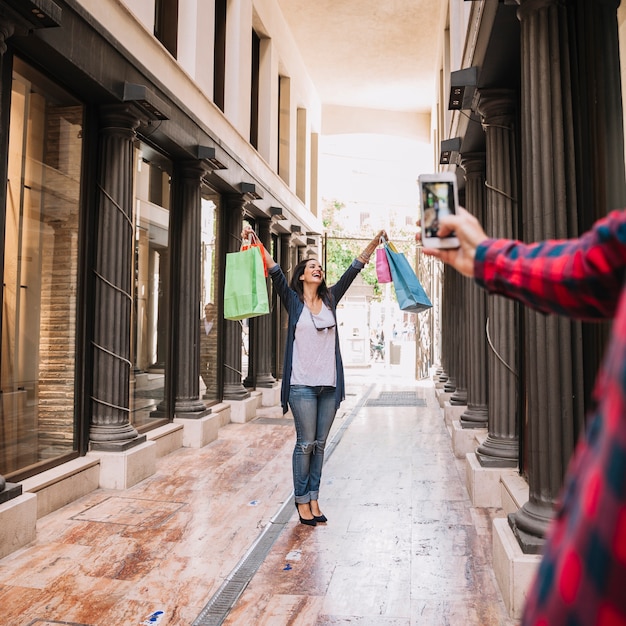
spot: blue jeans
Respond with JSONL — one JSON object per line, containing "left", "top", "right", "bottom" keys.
{"left": 288, "top": 385, "right": 337, "bottom": 504}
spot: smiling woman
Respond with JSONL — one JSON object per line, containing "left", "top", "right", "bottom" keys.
{"left": 242, "top": 225, "right": 384, "bottom": 525}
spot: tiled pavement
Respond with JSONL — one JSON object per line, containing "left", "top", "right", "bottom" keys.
{"left": 0, "top": 360, "right": 517, "bottom": 626}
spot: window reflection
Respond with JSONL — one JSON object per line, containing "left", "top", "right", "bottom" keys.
{"left": 1, "top": 58, "right": 83, "bottom": 478}
{"left": 200, "top": 188, "right": 220, "bottom": 402}
{"left": 131, "top": 146, "right": 170, "bottom": 428}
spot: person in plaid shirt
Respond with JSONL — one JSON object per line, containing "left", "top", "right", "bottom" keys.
{"left": 422, "top": 207, "right": 626, "bottom": 625}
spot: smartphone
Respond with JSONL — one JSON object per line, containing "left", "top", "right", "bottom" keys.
{"left": 418, "top": 172, "right": 460, "bottom": 249}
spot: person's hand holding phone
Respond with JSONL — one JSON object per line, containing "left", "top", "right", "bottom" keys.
{"left": 419, "top": 206, "right": 488, "bottom": 278}
{"left": 418, "top": 172, "right": 459, "bottom": 249}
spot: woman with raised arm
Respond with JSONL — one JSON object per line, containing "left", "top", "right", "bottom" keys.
{"left": 243, "top": 226, "right": 384, "bottom": 525}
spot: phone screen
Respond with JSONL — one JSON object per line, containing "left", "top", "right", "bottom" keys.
{"left": 420, "top": 181, "right": 456, "bottom": 239}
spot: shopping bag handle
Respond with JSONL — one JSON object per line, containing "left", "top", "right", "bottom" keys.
{"left": 241, "top": 230, "right": 261, "bottom": 249}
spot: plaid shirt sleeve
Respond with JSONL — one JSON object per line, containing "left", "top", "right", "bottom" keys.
{"left": 474, "top": 209, "right": 626, "bottom": 320}
{"left": 473, "top": 209, "right": 626, "bottom": 625}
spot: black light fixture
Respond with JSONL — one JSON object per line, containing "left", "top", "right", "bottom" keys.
{"left": 239, "top": 182, "right": 262, "bottom": 200}
{"left": 290, "top": 224, "right": 302, "bottom": 234}
{"left": 122, "top": 82, "right": 170, "bottom": 120}
{"left": 195, "top": 145, "right": 227, "bottom": 170}
{"left": 448, "top": 67, "right": 478, "bottom": 110}
{"left": 1, "top": 0, "right": 61, "bottom": 29}
{"left": 270, "top": 206, "right": 287, "bottom": 220}
{"left": 440, "top": 137, "right": 462, "bottom": 165}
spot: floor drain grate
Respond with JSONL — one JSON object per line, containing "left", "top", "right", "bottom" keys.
{"left": 365, "top": 391, "right": 426, "bottom": 407}
{"left": 192, "top": 384, "right": 376, "bottom": 626}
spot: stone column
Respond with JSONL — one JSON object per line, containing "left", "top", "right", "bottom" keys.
{"left": 510, "top": 0, "right": 626, "bottom": 550}
{"left": 171, "top": 161, "right": 211, "bottom": 418}
{"left": 459, "top": 154, "right": 488, "bottom": 428}
{"left": 475, "top": 91, "right": 520, "bottom": 467}
{"left": 275, "top": 233, "right": 292, "bottom": 379}
{"left": 449, "top": 266, "right": 468, "bottom": 406}
{"left": 222, "top": 195, "right": 251, "bottom": 400}
{"left": 441, "top": 270, "right": 455, "bottom": 390}
{"left": 255, "top": 219, "right": 277, "bottom": 387}
{"left": 90, "top": 105, "right": 147, "bottom": 450}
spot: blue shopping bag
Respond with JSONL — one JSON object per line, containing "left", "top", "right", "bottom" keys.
{"left": 385, "top": 243, "right": 432, "bottom": 313}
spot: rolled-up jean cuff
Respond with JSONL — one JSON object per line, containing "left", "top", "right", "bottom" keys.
{"left": 294, "top": 491, "right": 319, "bottom": 504}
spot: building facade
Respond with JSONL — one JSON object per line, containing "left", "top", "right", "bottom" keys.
{"left": 431, "top": 0, "right": 626, "bottom": 616}
{"left": 0, "top": 0, "right": 326, "bottom": 554}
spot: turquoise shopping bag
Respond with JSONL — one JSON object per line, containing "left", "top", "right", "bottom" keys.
{"left": 385, "top": 243, "right": 432, "bottom": 313}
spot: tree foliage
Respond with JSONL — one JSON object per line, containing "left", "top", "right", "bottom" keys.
{"left": 321, "top": 198, "right": 417, "bottom": 301}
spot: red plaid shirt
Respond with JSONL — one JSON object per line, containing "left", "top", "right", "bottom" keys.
{"left": 475, "top": 209, "right": 626, "bottom": 626}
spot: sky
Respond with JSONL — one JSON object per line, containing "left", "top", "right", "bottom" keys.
{"left": 318, "top": 133, "right": 435, "bottom": 233}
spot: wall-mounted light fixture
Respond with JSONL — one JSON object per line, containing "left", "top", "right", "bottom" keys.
{"left": 290, "top": 224, "right": 302, "bottom": 234}
{"left": 440, "top": 137, "right": 462, "bottom": 165}
{"left": 270, "top": 206, "right": 287, "bottom": 220}
{"left": 239, "top": 182, "right": 262, "bottom": 200}
{"left": 195, "top": 145, "right": 227, "bottom": 170}
{"left": 448, "top": 67, "right": 478, "bottom": 111}
{"left": 1, "top": 0, "right": 61, "bottom": 28}
{"left": 122, "top": 82, "right": 170, "bottom": 120}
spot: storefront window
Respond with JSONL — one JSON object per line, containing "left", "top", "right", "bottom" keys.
{"left": 131, "top": 145, "right": 171, "bottom": 428}
{"left": 200, "top": 188, "right": 220, "bottom": 402}
{"left": 1, "top": 58, "right": 83, "bottom": 478}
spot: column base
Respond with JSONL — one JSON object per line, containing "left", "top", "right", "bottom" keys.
{"left": 223, "top": 382, "right": 251, "bottom": 401}
{"left": 174, "top": 399, "right": 211, "bottom": 420}
{"left": 508, "top": 499, "right": 553, "bottom": 554}
{"left": 0, "top": 493, "right": 37, "bottom": 559}
{"left": 88, "top": 440, "right": 157, "bottom": 489}
{"left": 493, "top": 517, "right": 540, "bottom": 619}
{"left": 450, "top": 389, "right": 467, "bottom": 405}
{"left": 476, "top": 435, "right": 518, "bottom": 467}
{"left": 90, "top": 433, "right": 147, "bottom": 452}
{"left": 255, "top": 373, "right": 278, "bottom": 389}
{"left": 174, "top": 412, "right": 220, "bottom": 448}
{"left": 460, "top": 405, "right": 488, "bottom": 427}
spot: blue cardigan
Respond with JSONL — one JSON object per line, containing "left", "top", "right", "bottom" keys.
{"left": 268, "top": 259, "right": 365, "bottom": 414}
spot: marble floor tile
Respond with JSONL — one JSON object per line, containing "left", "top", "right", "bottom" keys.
{"left": 0, "top": 365, "right": 517, "bottom": 626}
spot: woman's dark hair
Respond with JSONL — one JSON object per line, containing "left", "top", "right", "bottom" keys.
{"left": 289, "top": 258, "right": 332, "bottom": 305}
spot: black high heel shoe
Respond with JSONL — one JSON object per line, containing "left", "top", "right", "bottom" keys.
{"left": 295, "top": 502, "right": 317, "bottom": 526}
{"left": 313, "top": 513, "right": 327, "bottom": 523}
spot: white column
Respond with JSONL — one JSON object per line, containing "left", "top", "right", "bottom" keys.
{"left": 224, "top": 0, "right": 252, "bottom": 136}
{"left": 257, "top": 36, "right": 278, "bottom": 167}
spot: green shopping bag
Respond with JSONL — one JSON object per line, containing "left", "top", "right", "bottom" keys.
{"left": 223, "top": 246, "right": 270, "bottom": 320}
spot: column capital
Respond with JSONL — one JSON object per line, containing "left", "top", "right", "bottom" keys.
{"left": 516, "top": 0, "right": 562, "bottom": 19}
{"left": 460, "top": 152, "right": 486, "bottom": 178}
{"left": 477, "top": 89, "right": 516, "bottom": 127}
{"left": 0, "top": 21, "right": 14, "bottom": 54}
{"left": 98, "top": 103, "right": 148, "bottom": 136}
{"left": 178, "top": 159, "right": 211, "bottom": 183}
